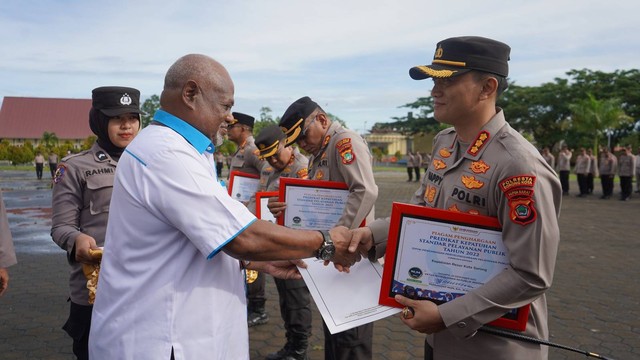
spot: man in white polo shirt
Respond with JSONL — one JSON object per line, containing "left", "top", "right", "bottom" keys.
{"left": 88, "top": 54, "right": 358, "bottom": 360}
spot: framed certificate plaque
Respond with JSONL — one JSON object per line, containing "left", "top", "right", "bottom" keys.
{"left": 379, "top": 202, "right": 529, "bottom": 331}
{"left": 228, "top": 171, "right": 260, "bottom": 203}
{"left": 255, "top": 191, "right": 278, "bottom": 223}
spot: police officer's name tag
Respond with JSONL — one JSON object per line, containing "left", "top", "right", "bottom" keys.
{"left": 379, "top": 203, "right": 529, "bottom": 331}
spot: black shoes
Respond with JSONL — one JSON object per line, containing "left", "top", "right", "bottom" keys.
{"left": 247, "top": 309, "right": 269, "bottom": 327}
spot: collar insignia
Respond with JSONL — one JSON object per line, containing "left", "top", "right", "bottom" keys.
{"left": 467, "top": 131, "right": 490, "bottom": 156}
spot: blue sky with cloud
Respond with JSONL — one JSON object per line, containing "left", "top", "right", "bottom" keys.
{"left": 1, "top": 0, "right": 638, "bottom": 134}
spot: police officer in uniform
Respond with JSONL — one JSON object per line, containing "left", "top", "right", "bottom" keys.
{"left": 251, "top": 125, "right": 312, "bottom": 360}
{"left": 225, "top": 111, "right": 270, "bottom": 327}
{"left": 275, "top": 96, "right": 378, "bottom": 360}
{"left": 0, "top": 189, "right": 17, "bottom": 297}
{"left": 334, "top": 37, "right": 562, "bottom": 360}
{"left": 51, "top": 86, "right": 142, "bottom": 360}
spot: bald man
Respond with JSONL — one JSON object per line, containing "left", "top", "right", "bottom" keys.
{"left": 88, "top": 54, "right": 358, "bottom": 360}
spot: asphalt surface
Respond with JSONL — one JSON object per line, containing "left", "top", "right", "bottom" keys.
{"left": 0, "top": 168, "right": 638, "bottom": 360}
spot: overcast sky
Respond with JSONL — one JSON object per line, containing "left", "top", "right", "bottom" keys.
{"left": 1, "top": 0, "right": 638, "bottom": 134}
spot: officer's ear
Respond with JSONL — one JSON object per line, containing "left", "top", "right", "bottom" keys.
{"left": 479, "top": 76, "right": 498, "bottom": 101}
{"left": 182, "top": 80, "right": 199, "bottom": 110}
{"left": 318, "top": 112, "right": 330, "bottom": 129}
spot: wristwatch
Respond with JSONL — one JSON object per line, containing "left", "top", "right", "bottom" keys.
{"left": 316, "top": 230, "right": 336, "bottom": 261}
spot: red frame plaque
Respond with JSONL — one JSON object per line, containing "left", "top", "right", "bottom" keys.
{"left": 379, "top": 202, "right": 529, "bottom": 331}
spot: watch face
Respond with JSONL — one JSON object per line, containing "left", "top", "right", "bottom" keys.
{"left": 321, "top": 245, "right": 336, "bottom": 260}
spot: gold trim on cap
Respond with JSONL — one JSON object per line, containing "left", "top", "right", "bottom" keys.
{"left": 416, "top": 65, "right": 458, "bottom": 78}
{"left": 281, "top": 117, "right": 304, "bottom": 145}
{"left": 433, "top": 59, "right": 466, "bottom": 67}
{"left": 282, "top": 126, "right": 302, "bottom": 146}
{"left": 258, "top": 140, "right": 280, "bottom": 159}
{"left": 283, "top": 118, "right": 304, "bottom": 134}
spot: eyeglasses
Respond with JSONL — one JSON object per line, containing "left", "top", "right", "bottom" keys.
{"left": 298, "top": 114, "right": 317, "bottom": 142}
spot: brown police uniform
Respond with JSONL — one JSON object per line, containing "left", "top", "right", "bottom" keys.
{"left": 229, "top": 129, "right": 269, "bottom": 324}
{"left": 0, "top": 190, "right": 17, "bottom": 270}
{"left": 369, "top": 110, "right": 562, "bottom": 359}
{"left": 51, "top": 143, "right": 117, "bottom": 306}
{"left": 308, "top": 121, "right": 378, "bottom": 229}
{"left": 229, "top": 136, "right": 264, "bottom": 177}
{"left": 308, "top": 121, "right": 378, "bottom": 360}
{"left": 368, "top": 36, "right": 562, "bottom": 359}
{"left": 50, "top": 86, "right": 141, "bottom": 360}
{"left": 265, "top": 148, "right": 313, "bottom": 358}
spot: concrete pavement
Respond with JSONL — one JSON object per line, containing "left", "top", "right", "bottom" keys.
{"left": 1, "top": 169, "right": 638, "bottom": 359}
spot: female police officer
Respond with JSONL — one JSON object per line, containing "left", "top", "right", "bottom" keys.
{"left": 51, "top": 86, "right": 142, "bottom": 360}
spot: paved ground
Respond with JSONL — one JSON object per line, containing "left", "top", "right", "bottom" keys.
{"left": 0, "top": 168, "right": 638, "bottom": 359}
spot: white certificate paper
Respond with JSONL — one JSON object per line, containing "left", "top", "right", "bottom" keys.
{"left": 393, "top": 217, "right": 509, "bottom": 302}
{"left": 259, "top": 197, "right": 276, "bottom": 223}
{"left": 282, "top": 185, "right": 348, "bottom": 229}
{"left": 229, "top": 173, "right": 260, "bottom": 203}
{"left": 300, "top": 258, "right": 401, "bottom": 334}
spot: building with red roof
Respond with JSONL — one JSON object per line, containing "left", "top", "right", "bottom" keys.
{"left": 0, "top": 96, "right": 93, "bottom": 148}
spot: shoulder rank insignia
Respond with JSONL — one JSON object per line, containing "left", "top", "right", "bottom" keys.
{"left": 467, "top": 131, "right": 490, "bottom": 156}
{"left": 323, "top": 135, "right": 331, "bottom": 147}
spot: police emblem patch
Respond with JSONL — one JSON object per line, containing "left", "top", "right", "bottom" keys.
{"left": 120, "top": 93, "right": 132, "bottom": 105}
{"left": 500, "top": 174, "right": 538, "bottom": 225}
{"left": 53, "top": 164, "right": 67, "bottom": 184}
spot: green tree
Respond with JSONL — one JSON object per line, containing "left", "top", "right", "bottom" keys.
{"left": 254, "top": 107, "right": 278, "bottom": 136}
{"left": 0, "top": 140, "right": 10, "bottom": 160}
{"left": 327, "top": 113, "right": 347, "bottom": 129}
{"left": 569, "top": 94, "right": 633, "bottom": 153}
{"left": 8, "top": 144, "right": 34, "bottom": 165}
{"left": 41, "top": 131, "right": 59, "bottom": 149}
{"left": 141, "top": 95, "right": 161, "bottom": 128}
{"left": 372, "top": 97, "right": 442, "bottom": 134}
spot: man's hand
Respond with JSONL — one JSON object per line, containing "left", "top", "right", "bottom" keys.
{"left": 259, "top": 260, "right": 306, "bottom": 280}
{"left": 328, "top": 226, "right": 362, "bottom": 272}
{"left": 267, "top": 197, "right": 286, "bottom": 218}
{"left": 74, "top": 234, "right": 100, "bottom": 264}
{"left": 348, "top": 227, "right": 374, "bottom": 257}
{"left": 0, "top": 268, "right": 9, "bottom": 296}
{"left": 394, "top": 294, "right": 446, "bottom": 334}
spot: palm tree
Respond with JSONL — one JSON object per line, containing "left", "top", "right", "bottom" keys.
{"left": 41, "top": 131, "right": 59, "bottom": 149}
{"left": 569, "top": 94, "right": 632, "bottom": 153}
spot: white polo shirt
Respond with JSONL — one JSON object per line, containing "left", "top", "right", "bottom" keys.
{"left": 89, "top": 110, "right": 256, "bottom": 360}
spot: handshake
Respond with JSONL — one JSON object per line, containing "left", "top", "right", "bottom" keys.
{"left": 325, "top": 226, "right": 377, "bottom": 272}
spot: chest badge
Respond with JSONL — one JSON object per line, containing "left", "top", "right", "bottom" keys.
{"left": 315, "top": 170, "right": 324, "bottom": 180}
{"left": 438, "top": 148, "right": 452, "bottom": 158}
{"left": 461, "top": 175, "right": 484, "bottom": 189}
{"left": 469, "top": 160, "right": 490, "bottom": 174}
{"left": 425, "top": 185, "right": 437, "bottom": 203}
{"left": 432, "top": 159, "right": 447, "bottom": 170}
